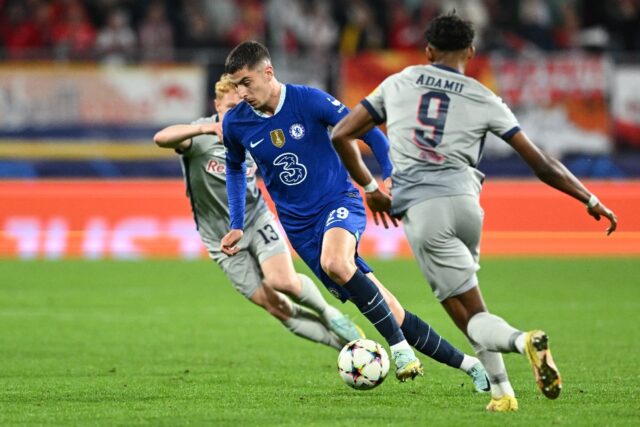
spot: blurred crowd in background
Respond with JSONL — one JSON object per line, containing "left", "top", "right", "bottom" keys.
{"left": 2, "top": 0, "right": 640, "bottom": 180}
{"left": 2, "top": 0, "right": 640, "bottom": 63}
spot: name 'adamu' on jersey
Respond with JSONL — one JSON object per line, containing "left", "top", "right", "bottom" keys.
{"left": 223, "top": 84, "right": 358, "bottom": 221}
{"left": 363, "top": 64, "right": 521, "bottom": 216}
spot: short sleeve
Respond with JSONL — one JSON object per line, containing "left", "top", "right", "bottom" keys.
{"left": 486, "top": 95, "right": 521, "bottom": 140}
{"left": 181, "top": 117, "right": 216, "bottom": 158}
{"left": 362, "top": 76, "right": 394, "bottom": 124}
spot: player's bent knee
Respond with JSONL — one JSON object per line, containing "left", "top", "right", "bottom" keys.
{"left": 251, "top": 287, "right": 289, "bottom": 321}
{"left": 264, "top": 303, "right": 288, "bottom": 321}
{"left": 265, "top": 274, "right": 300, "bottom": 295}
{"left": 320, "top": 256, "right": 355, "bottom": 284}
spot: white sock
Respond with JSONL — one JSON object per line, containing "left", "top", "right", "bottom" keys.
{"left": 389, "top": 340, "right": 411, "bottom": 353}
{"left": 497, "top": 381, "right": 515, "bottom": 397}
{"left": 294, "top": 274, "right": 330, "bottom": 317}
{"left": 468, "top": 338, "right": 515, "bottom": 399}
{"left": 467, "top": 312, "right": 522, "bottom": 353}
{"left": 514, "top": 333, "right": 526, "bottom": 354}
{"left": 282, "top": 305, "right": 342, "bottom": 350}
{"left": 459, "top": 354, "right": 480, "bottom": 372}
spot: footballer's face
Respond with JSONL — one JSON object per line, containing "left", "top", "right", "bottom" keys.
{"left": 214, "top": 90, "right": 241, "bottom": 122}
{"left": 229, "top": 62, "right": 274, "bottom": 110}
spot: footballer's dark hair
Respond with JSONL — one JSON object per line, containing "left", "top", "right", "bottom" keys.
{"left": 224, "top": 41, "right": 271, "bottom": 74}
{"left": 424, "top": 11, "right": 475, "bottom": 51}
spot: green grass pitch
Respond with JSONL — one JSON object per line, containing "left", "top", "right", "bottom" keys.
{"left": 1, "top": 258, "right": 639, "bottom": 426}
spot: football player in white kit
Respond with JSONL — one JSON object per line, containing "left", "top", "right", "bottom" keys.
{"left": 154, "top": 74, "right": 364, "bottom": 352}
{"left": 331, "top": 12, "right": 618, "bottom": 412}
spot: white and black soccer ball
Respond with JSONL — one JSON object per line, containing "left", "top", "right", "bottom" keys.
{"left": 337, "top": 339, "right": 390, "bottom": 390}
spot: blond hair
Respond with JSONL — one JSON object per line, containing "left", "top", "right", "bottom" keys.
{"left": 215, "top": 74, "right": 235, "bottom": 101}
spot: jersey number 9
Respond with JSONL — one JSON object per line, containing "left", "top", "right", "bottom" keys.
{"left": 415, "top": 92, "right": 450, "bottom": 149}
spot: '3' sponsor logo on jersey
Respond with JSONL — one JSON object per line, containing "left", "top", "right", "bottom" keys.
{"left": 273, "top": 152, "right": 307, "bottom": 185}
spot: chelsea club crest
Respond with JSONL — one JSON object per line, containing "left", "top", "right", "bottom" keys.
{"left": 289, "top": 123, "right": 305, "bottom": 140}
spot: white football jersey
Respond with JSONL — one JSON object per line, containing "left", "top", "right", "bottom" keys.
{"left": 363, "top": 64, "right": 520, "bottom": 216}
{"left": 180, "top": 115, "right": 266, "bottom": 252}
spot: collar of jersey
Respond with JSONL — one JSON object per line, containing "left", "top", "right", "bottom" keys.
{"left": 249, "top": 83, "right": 287, "bottom": 118}
{"left": 430, "top": 63, "right": 463, "bottom": 75}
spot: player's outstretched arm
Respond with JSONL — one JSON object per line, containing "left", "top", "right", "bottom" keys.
{"left": 507, "top": 131, "right": 618, "bottom": 235}
{"left": 332, "top": 104, "right": 397, "bottom": 229}
{"left": 153, "top": 123, "right": 222, "bottom": 150}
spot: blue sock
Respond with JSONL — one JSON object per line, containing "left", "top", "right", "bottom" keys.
{"left": 343, "top": 269, "right": 405, "bottom": 346}
{"left": 401, "top": 311, "right": 464, "bottom": 368}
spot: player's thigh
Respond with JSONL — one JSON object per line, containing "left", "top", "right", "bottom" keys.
{"left": 285, "top": 222, "right": 352, "bottom": 303}
{"left": 319, "top": 198, "right": 367, "bottom": 272}
{"left": 214, "top": 250, "right": 263, "bottom": 299}
{"left": 320, "top": 228, "right": 357, "bottom": 268}
{"left": 260, "top": 252, "right": 300, "bottom": 295}
{"left": 452, "top": 195, "right": 483, "bottom": 263}
{"left": 247, "top": 211, "right": 290, "bottom": 264}
{"left": 246, "top": 212, "right": 297, "bottom": 288}
{"left": 403, "top": 196, "right": 480, "bottom": 301}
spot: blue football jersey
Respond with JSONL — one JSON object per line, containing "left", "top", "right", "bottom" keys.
{"left": 224, "top": 84, "right": 362, "bottom": 221}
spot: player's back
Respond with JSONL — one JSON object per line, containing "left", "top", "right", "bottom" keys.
{"left": 365, "top": 64, "right": 519, "bottom": 215}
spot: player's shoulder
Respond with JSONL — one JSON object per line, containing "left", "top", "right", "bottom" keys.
{"left": 190, "top": 116, "right": 214, "bottom": 126}
{"left": 378, "top": 64, "right": 440, "bottom": 89}
{"left": 224, "top": 101, "right": 252, "bottom": 123}
{"left": 287, "top": 83, "right": 329, "bottom": 99}
{"left": 287, "top": 84, "right": 341, "bottom": 111}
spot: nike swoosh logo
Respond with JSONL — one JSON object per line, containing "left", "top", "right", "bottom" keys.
{"left": 367, "top": 293, "right": 379, "bottom": 305}
{"left": 249, "top": 138, "right": 264, "bottom": 148}
{"left": 326, "top": 97, "right": 341, "bottom": 107}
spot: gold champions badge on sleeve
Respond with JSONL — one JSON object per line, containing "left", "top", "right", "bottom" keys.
{"left": 270, "top": 129, "right": 286, "bottom": 148}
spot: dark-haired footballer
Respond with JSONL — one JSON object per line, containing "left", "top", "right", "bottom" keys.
{"left": 219, "top": 40, "right": 491, "bottom": 389}
{"left": 332, "top": 12, "right": 618, "bottom": 411}
{"left": 155, "top": 74, "right": 366, "bottom": 351}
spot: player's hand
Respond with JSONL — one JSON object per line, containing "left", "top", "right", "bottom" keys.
{"left": 365, "top": 189, "right": 398, "bottom": 229}
{"left": 383, "top": 177, "right": 392, "bottom": 194}
{"left": 221, "top": 229, "right": 243, "bottom": 256}
{"left": 587, "top": 202, "right": 618, "bottom": 236}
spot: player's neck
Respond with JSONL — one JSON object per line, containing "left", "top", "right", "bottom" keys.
{"left": 430, "top": 51, "right": 468, "bottom": 74}
{"left": 431, "top": 59, "right": 465, "bottom": 74}
{"left": 260, "top": 80, "right": 282, "bottom": 116}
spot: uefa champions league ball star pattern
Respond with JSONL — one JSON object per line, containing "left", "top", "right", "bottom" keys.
{"left": 337, "top": 339, "right": 390, "bottom": 390}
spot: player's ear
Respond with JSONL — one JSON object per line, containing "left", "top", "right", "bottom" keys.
{"left": 214, "top": 99, "right": 221, "bottom": 113}
{"left": 467, "top": 45, "right": 475, "bottom": 60}
{"left": 426, "top": 45, "right": 436, "bottom": 63}
{"left": 264, "top": 63, "right": 274, "bottom": 81}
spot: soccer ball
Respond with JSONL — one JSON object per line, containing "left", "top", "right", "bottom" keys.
{"left": 337, "top": 339, "right": 390, "bottom": 390}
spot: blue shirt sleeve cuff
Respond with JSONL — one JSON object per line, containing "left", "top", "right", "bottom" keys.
{"left": 501, "top": 126, "right": 521, "bottom": 140}
{"left": 361, "top": 99, "right": 386, "bottom": 124}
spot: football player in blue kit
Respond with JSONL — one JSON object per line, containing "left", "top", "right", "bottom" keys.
{"left": 220, "top": 41, "right": 489, "bottom": 387}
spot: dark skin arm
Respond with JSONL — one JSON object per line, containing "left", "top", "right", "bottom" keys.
{"left": 330, "top": 104, "right": 398, "bottom": 228}
{"left": 507, "top": 131, "right": 618, "bottom": 235}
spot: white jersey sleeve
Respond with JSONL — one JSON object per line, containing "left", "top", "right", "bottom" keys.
{"left": 486, "top": 95, "right": 520, "bottom": 140}
{"left": 183, "top": 116, "right": 216, "bottom": 158}
{"left": 362, "top": 75, "right": 396, "bottom": 124}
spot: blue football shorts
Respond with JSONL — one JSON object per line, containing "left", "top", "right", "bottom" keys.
{"left": 280, "top": 194, "right": 373, "bottom": 302}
